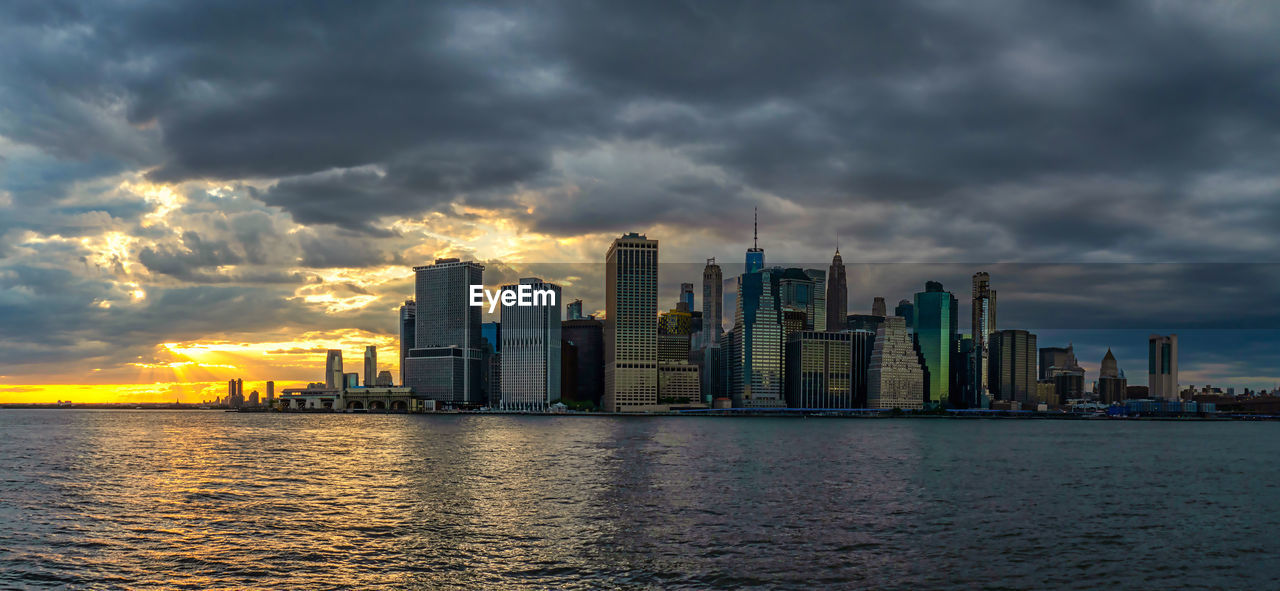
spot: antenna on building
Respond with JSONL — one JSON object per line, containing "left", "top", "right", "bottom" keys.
{"left": 835, "top": 231, "right": 840, "bottom": 254}
{"left": 753, "top": 207, "right": 758, "bottom": 249}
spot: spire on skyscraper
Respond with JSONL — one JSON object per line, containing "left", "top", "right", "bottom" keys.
{"left": 753, "top": 207, "right": 758, "bottom": 249}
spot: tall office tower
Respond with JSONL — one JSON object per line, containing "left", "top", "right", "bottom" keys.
{"left": 702, "top": 258, "right": 723, "bottom": 347}
{"left": 680, "top": 283, "right": 695, "bottom": 312}
{"left": 325, "top": 350, "right": 343, "bottom": 389}
{"left": 227, "top": 380, "right": 235, "bottom": 399}
{"left": 1098, "top": 349, "right": 1127, "bottom": 404}
{"left": 913, "top": 281, "right": 958, "bottom": 407}
{"left": 399, "top": 300, "right": 415, "bottom": 386}
{"left": 562, "top": 318, "right": 604, "bottom": 407}
{"left": 731, "top": 268, "right": 785, "bottom": 407}
{"left": 826, "top": 247, "right": 847, "bottom": 332}
{"left": 745, "top": 207, "right": 765, "bottom": 273}
{"left": 604, "top": 233, "right": 659, "bottom": 412}
{"left": 406, "top": 258, "right": 485, "bottom": 405}
{"left": 364, "top": 345, "right": 377, "bottom": 387}
{"left": 894, "top": 299, "right": 914, "bottom": 325}
{"left": 1039, "top": 346, "right": 1071, "bottom": 381}
{"left": 785, "top": 331, "right": 852, "bottom": 408}
{"left": 700, "top": 343, "right": 723, "bottom": 403}
{"left": 989, "top": 329, "right": 1037, "bottom": 403}
{"left": 265, "top": 381, "right": 274, "bottom": 407}
{"left": 804, "top": 268, "right": 827, "bottom": 332}
{"left": 499, "top": 278, "right": 562, "bottom": 410}
{"left": 971, "top": 272, "right": 997, "bottom": 403}
{"left": 952, "top": 335, "right": 976, "bottom": 407}
{"left": 566, "top": 299, "right": 583, "bottom": 320}
{"left": 1148, "top": 334, "right": 1179, "bottom": 400}
{"left": 872, "top": 297, "right": 887, "bottom": 318}
{"left": 867, "top": 316, "right": 925, "bottom": 409}
{"left": 849, "top": 329, "right": 875, "bottom": 408}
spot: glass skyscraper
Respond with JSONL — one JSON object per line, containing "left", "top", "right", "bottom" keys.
{"left": 499, "top": 278, "right": 562, "bottom": 410}
{"left": 912, "top": 281, "right": 958, "bottom": 407}
{"left": 731, "top": 268, "right": 785, "bottom": 407}
{"left": 405, "top": 258, "right": 484, "bottom": 405}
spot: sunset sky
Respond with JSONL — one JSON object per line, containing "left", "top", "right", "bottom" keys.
{"left": 5, "top": 1, "right": 1280, "bottom": 402}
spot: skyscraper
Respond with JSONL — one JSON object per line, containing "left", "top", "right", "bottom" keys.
{"left": 325, "top": 350, "right": 343, "bottom": 390}
{"left": 399, "top": 300, "right": 415, "bottom": 386}
{"left": 867, "top": 316, "right": 925, "bottom": 409}
{"left": 804, "top": 268, "right": 827, "bottom": 332}
{"left": 894, "top": 299, "right": 914, "bottom": 325}
{"left": 406, "top": 258, "right": 485, "bottom": 405}
{"left": 702, "top": 258, "right": 723, "bottom": 348}
{"left": 913, "top": 281, "right": 958, "bottom": 407}
{"left": 971, "top": 272, "right": 997, "bottom": 405}
{"left": 680, "top": 282, "right": 695, "bottom": 312}
{"left": 872, "top": 296, "right": 887, "bottom": 318}
{"left": 500, "top": 278, "right": 562, "bottom": 410}
{"left": 785, "top": 331, "right": 852, "bottom": 408}
{"left": 745, "top": 207, "right": 765, "bottom": 273}
{"left": 1098, "top": 349, "right": 1127, "bottom": 404}
{"left": 826, "top": 247, "right": 847, "bottom": 332}
{"left": 562, "top": 317, "right": 604, "bottom": 407}
{"left": 731, "top": 267, "right": 785, "bottom": 407}
{"left": 604, "top": 233, "right": 659, "bottom": 412}
{"left": 989, "top": 329, "right": 1037, "bottom": 403}
{"left": 776, "top": 267, "right": 822, "bottom": 332}
{"left": 1039, "top": 346, "right": 1071, "bottom": 381}
{"left": 1149, "top": 334, "right": 1179, "bottom": 400}
{"left": 364, "top": 345, "right": 377, "bottom": 387}
{"left": 566, "top": 299, "right": 583, "bottom": 320}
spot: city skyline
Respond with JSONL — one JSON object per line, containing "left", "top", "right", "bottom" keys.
{"left": 8, "top": 2, "right": 1280, "bottom": 402}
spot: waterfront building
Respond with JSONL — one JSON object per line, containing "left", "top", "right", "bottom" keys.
{"left": 266, "top": 381, "right": 274, "bottom": 407}
{"left": 566, "top": 299, "right": 583, "bottom": 320}
{"left": 730, "top": 267, "right": 786, "bottom": 407}
{"left": 604, "top": 233, "right": 659, "bottom": 412}
{"left": 971, "top": 272, "right": 997, "bottom": 404}
{"left": 849, "top": 329, "right": 875, "bottom": 408}
{"left": 364, "top": 345, "right": 377, "bottom": 388}
{"left": 499, "top": 278, "right": 562, "bottom": 410}
{"left": 344, "top": 372, "right": 359, "bottom": 389}
{"left": 562, "top": 318, "right": 604, "bottom": 407}
{"left": 745, "top": 208, "right": 765, "bottom": 273}
{"left": 872, "top": 296, "right": 887, "bottom": 318}
{"left": 785, "top": 331, "right": 852, "bottom": 408}
{"left": 405, "top": 258, "right": 485, "bottom": 406}
{"left": 561, "top": 339, "right": 577, "bottom": 405}
{"left": 701, "top": 258, "right": 723, "bottom": 349}
{"left": 826, "top": 247, "right": 847, "bottom": 331}
{"left": 989, "top": 329, "right": 1037, "bottom": 403}
{"left": 867, "top": 316, "right": 925, "bottom": 409}
{"left": 1036, "top": 380, "right": 1059, "bottom": 407}
{"left": 913, "top": 281, "right": 958, "bottom": 407}
{"left": 1039, "top": 346, "right": 1071, "bottom": 381}
{"left": 659, "top": 362, "right": 702, "bottom": 407}
{"left": 1149, "top": 334, "right": 1179, "bottom": 400}
{"left": 720, "top": 327, "right": 739, "bottom": 405}
{"left": 952, "top": 335, "right": 976, "bottom": 407}
{"left": 325, "top": 350, "right": 343, "bottom": 390}
{"left": 699, "top": 343, "right": 723, "bottom": 404}
{"left": 1098, "top": 348, "right": 1127, "bottom": 404}
{"left": 399, "top": 300, "right": 415, "bottom": 385}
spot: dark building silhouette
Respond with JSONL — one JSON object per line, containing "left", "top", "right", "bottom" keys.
{"left": 871, "top": 296, "right": 887, "bottom": 318}
{"left": 990, "top": 329, "right": 1037, "bottom": 403}
{"left": 562, "top": 318, "right": 604, "bottom": 406}
{"left": 894, "top": 299, "right": 914, "bottom": 324}
{"left": 561, "top": 339, "right": 578, "bottom": 404}
{"left": 826, "top": 247, "right": 847, "bottom": 331}
{"left": 399, "top": 300, "right": 415, "bottom": 385}
{"left": 847, "top": 313, "right": 884, "bottom": 335}
{"left": 850, "top": 329, "right": 875, "bottom": 408}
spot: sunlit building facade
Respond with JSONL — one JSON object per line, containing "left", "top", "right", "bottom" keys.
{"left": 405, "top": 258, "right": 484, "bottom": 406}
{"left": 604, "top": 233, "right": 659, "bottom": 412}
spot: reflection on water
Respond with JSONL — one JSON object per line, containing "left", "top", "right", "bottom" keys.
{"left": 1, "top": 411, "right": 1277, "bottom": 589}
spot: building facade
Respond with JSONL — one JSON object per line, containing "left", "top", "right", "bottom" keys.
{"left": 826, "top": 248, "right": 847, "bottom": 332}
{"left": 867, "top": 316, "right": 925, "bottom": 410}
{"left": 499, "top": 278, "right": 562, "bottom": 410}
{"left": 971, "top": 272, "right": 997, "bottom": 405}
{"left": 399, "top": 300, "right": 415, "bottom": 386}
{"left": 604, "top": 233, "right": 659, "bottom": 412}
{"left": 785, "top": 331, "right": 852, "bottom": 408}
{"left": 913, "top": 281, "right": 958, "bottom": 406}
{"left": 989, "top": 329, "right": 1037, "bottom": 403}
{"left": 702, "top": 258, "right": 723, "bottom": 350}
{"left": 731, "top": 268, "right": 785, "bottom": 407}
{"left": 1149, "top": 334, "right": 1179, "bottom": 400}
{"left": 405, "top": 258, "right": 485, "bottom": 406}
{"left": 562, "top": 318, "right": 604, "bottom": 407}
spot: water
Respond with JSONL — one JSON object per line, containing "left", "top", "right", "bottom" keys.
{"left": 1, "top": 411, "right": 1277, "bottom": 589}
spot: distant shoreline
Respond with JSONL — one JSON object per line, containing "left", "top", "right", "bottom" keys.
{"left": 3, "top": 404, "right": 1274, "bottom": 420}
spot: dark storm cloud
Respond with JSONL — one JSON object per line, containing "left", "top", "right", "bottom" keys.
{"left": 6, "top": 0, "right": 1280, "bottom": 256}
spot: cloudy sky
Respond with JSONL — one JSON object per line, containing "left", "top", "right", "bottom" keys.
{"left": 4, "top": 0, "right": 1280, "bottom": 402}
